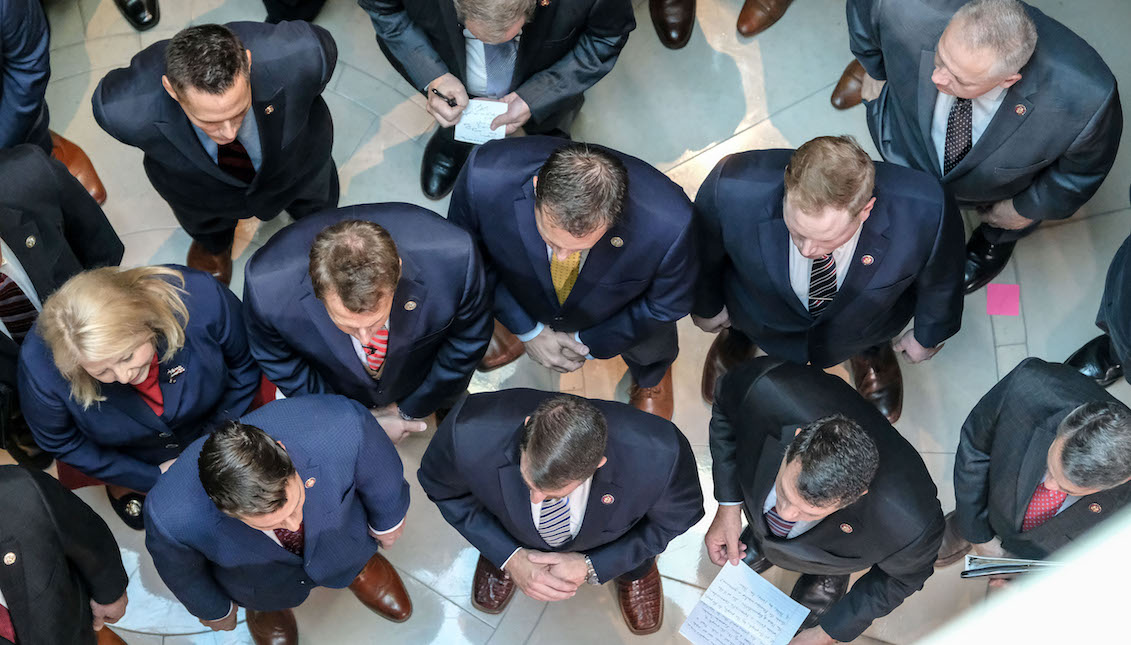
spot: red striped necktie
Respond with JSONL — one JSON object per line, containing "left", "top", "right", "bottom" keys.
{"left": 765, "top": 505, "right": 796, "bottom": 538}
{"left": 0, "top": 271, "right": 37, "bottom": 344}
{"left": 363, "top": 328, "right": 390, "bottom": 373}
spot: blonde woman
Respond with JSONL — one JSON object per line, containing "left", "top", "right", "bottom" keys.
{"left": 17, "top": 265, "right": 260, "bottom": 529}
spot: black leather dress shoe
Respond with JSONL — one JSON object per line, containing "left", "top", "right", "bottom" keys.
{"left": 964, "top": 226, "right": 1016, "bottom": 294}
{"left": 739, "top": 525, "right": 771, "bottom": 573}
{"left": 107, "top": 488, "right": 146, "bottom": 531}
{"left": 114, "top": 0, "right": 160, "bottom": 31}
{"left": 1066, "top": 334, "right": 1123, "bottom": 386}
{"left": 421, "top": 128, "right": 474, "bottom": 200}
{"left": 791, "top": 574, "right": 849, "bottom": 631}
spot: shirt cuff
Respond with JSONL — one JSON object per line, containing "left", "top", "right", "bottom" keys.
{"left": 573, "top": 332, "right": 595, "bottom": 360}
{"left": 370, "top": 517, "right": 405, "bottom": 536}
{"left": 718, "top": 501, "right": 744, "bottom": 506}
{"left": 204, "top": 602, "right": 236, "bottom": 623}
{"left": 516, "top": 323, "right": 545, "bottom": 343}
{"left": 501, "top": 547, "right": 523, "bottom": 570}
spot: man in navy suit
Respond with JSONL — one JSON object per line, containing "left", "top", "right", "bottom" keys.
{"left": 694, "top": 136, "right": 964, "bottom": 423}
{"left": 244, "top": 204, "right": 491, "bottom": 438}
{"left": 418, "top": 389, "right": 703, "bottom": 635}
{"left": 145, "top": 395, "right": 413, "bottom": 645}
{"left": 93, "top": 22, "right": 338, "bottom": 285}
{"left": 448, "top": 137, "right": 696, "bottom": 420}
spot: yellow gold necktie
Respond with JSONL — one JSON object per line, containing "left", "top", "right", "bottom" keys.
{"left": 550, "top": 251, "right": 581, "bottom": 305}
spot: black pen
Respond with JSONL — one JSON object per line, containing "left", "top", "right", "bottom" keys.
{"left": 430, "top": 87, "right": 458, "bottom": 108}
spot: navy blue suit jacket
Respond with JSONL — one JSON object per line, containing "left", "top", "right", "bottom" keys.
{"left": 693, "top": 149, "right": 964, "bottom": 367}
{"left": 418, "top": 389, "right": 704, "bottom": 581}
{"left": 0, "top": 0, "right": 51, "bottom": 150}
{"left": 18, "top": 266, "right": 259, "bottom": 492}
{"left": 243, "top": 204, "right": 491, "bottom": 418}
{"left": 448, "top": 136, "right": 696, "bottom": 359}
{"left": 144, "top": 395, "right": 411, "bottom": 620}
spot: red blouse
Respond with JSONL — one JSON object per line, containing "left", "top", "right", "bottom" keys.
{"left": 132, "top": 353, "right": 163, "bottom": 416}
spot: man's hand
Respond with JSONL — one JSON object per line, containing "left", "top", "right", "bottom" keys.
{"left": 704, "top": 504, "right": 747, "bottom": 566}
{"left": 158, "top": 458, "right": 177, "bottom": 474}
{"left": 861, "top": 74, "right": 886, "bottom": 102}
{"left": 523, "top": 328, "right": 587, "bottom": 373}
{"left": 370, "top": 404, "right": 427, "bottom": 443}
{"left": 490, "top": 92, "right": 532, "bottom": 135}
{"left": 972, "top": 536, "right": 1007, "bottom": 558}
{"left": 425, "top": 73, "right": 469, "bottom": 127}
{"left": 369, "top": 520, "right": 406, "bottom": 549}
{"left": 200, "top": 604, "right": 239, "bottom": 632}
{"left": 526, "top": 551, "right": 588, "bottom": 588}
{"left": 892, "top": 330, "right": 942, "bottom": 364}
{"left": 981, "top": 199, "right": 1035, "bottom": 231}
{"left": 789, "top": 625, "right": 837, "bottom": 645}
{"left": 692, "top": 307, "right": 731, "bottom": 334}
{"left": 91, "top": 592, "right": 128, "bottom": 630}
{"left": 504, "top": 549, "right": 578, "bottom": 601}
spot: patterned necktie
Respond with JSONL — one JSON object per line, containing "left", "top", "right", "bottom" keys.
{"left": 1021, "top": 484, "right": 1068, "bottom": 532}
{"left": 0, "top": 602, "right": 17, "bottom": 644}
{"left": 217, "top": 139, "right": 256, "bottom": 184}
{"left": 550, "top": 252, "right": 581, "bottom": 305}
{"left": 0, "top": 272, "right": 37, "bottom": 344}
{"left": 362, "top": 328, "right": 389, "bottom": 373}
{"left": 808, "top": 254, "right": 837, "bottom": 316}
{"left": 537, "top": 496, "right": 572, "bottom": 547}
{"left": 274, "top": 522, "right": 305, "bottom": 556}
{"left": 764, "top": 505, "right": 796, "bottom": 538}
{"left": 943, "top": 97, "right": 973, "bottom": 174}
{"left": 484, "top": 39, "right": 518, "bottom": 98}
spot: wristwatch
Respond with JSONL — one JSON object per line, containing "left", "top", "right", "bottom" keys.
{"left": 583, "top": 555, "right": 600, "bottom": 585}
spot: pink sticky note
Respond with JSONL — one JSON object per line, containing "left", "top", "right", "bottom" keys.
{"left": 986, "top": 283, "right": 1020, "bottom": 316}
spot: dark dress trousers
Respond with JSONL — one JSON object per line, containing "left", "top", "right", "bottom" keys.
{"left": 710, "top": 358, "right": 944, "bottom": 642}
{"left": 359, "top": 0, "right": 635, "bottom": 130}
{"left": 91, "top": 21, "right": 340, "bottom": 251}
{"left": 850, "top": 0, "right": 1122, "bottom": 227}
{"left": 448, "top": 136, "right": 696, "bottom": 385}
{"left": 0, "top": 466, "right": 129, "bottom": 645}
{"left": 18, "top": 266, "right": 260, "bottom": 493}
{"left": 243, "top": 203, "right": 491, "bottom": 418}
{"left": 693, "top": 149, "right": 964, "bottom": 368}
{"left": 145, "top": 395, "right": 411, "bottom": 621}
{"left": 418, "top": 388, "right": 704, "bottom": 582}
{"left": 954, "top": 358, "right": 1131, "bottom": 560}
{"left": 0, "top": 0, "right": 52, "bottom": 152}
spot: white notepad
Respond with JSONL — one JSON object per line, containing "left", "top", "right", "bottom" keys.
{"left": 680, "top": 562, "right": 811, "bottom": 645}
{"left": 454, "top": 99, "right": 508, "bottom": 145}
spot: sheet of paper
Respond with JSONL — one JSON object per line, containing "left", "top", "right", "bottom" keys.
{"left": 986, "top": 283, "right": 1020, "bottom": 316}
{"left": 680, "top": 562, "right": 810, "bottom": 645}
{"left": 454, "top": 99, "right": 508, "bottom": 145}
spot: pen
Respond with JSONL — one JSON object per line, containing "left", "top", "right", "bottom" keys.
{"left": 431, "top": 87, "right": 458, "bottom": 108}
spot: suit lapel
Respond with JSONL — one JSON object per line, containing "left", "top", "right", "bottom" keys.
{"left": 292, "top": 450, "right": 323, "bottom": 567}
{"left": 917, "top": 49, "right": 942, "bottom": 176}
{"left": 820, "top": 211, "right": 892, "bottom": 319}
{"left": 298, "top": 275, "right": 376, "bottom": 392}
{"left": 249, "top": 85, "right": 285, "bottom": 185}
{"left": 751, "top": 430, "right": 789, "bottom": 527}
{"left": 1013, "top": 428, "right": 1054, "bottom": 529}
{"left": 156, "top": 339, "right": 188, "bottom": 422}
{"left": 440, "top": 1, "right": 467, "bottom": 81}
{"left": 0, "top": 210, "right": 55, "bottom": 298}
{"left": 572, "top": 443, "right": 624, "bottom": 546}
{"left": 513, "top": 4, "right": 555, "bottom": 86}
{"left": 514, "top": 183, "right": 557, "bottom": 310}
{"left": 154, "top": 119, "right": 242, "bottom": 187}
{"left": 378, "top": 258, "right": 428, "bottom": 392}
{"left": 0, "top": 538, "right": 30, "bottom": 639}
{"left": 498, "top": 430, "right": 541, "bottom": 546}
{"left": 946, "top": 80, "right": 1037, "bottom": 180}
{"left": 101, "top": 381, "right": 171, "bottom": 434}
{"left": 758, "top": 218, "right": 807, "bottom": 317}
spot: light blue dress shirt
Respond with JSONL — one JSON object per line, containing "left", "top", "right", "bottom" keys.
{"left": 191, "top": 106, "right": 263, "bottom": 172}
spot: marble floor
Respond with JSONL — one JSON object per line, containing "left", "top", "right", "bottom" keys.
{"left": 24, "top": 0, "right": 1131, "bottom": 642}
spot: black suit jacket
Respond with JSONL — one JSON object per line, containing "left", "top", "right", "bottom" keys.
{"left": 710, "top": 358, "right": 944, "bottom": 642}
{"left": 693, "top": 149, "right": 963, "bottom": 367}
{"left": 850, "top": 0, "right": 1122, "bottom": 219}
{"left": 359, "top": 0, "right": 635, "bottom": 124}
{"left": 91, "top": 21, "right": 338, "bottom": 225}
{"left": 418, "top": 389, "right": 704, "bottom": 582}
{"left": 0, "top": 466, "right": 128, "bottom": 645}
{"left": 1097, "top": 221, "right": 1131, "bottom": 366}
{"left": 243, "top": 204, "right": 491, "bottom": 418}
{"left": 954, "top": 358, "right": 1131, "bottom": 560}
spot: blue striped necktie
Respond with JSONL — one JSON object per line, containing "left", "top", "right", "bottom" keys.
{"left": 765, "top": 505, "right": 796, "bottom": 538}
{"left": 538, "top": 496, "right": 572, "bottom": 547}
{"left": 808, "top": 254, "right": 837, "bottom": 316}
{"left": 484, "top": 39, "right": 518, "bottom": 98}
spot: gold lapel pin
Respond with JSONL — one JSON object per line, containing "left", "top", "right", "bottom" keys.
{"left": 610, "top": 237, "right": 624, "bottom": 248}
{"left": 167, "top": 365, "right": 185, "bottom": 384}
{"left": 1014, "top": 104, "right": 1026, "bottom": 116}
{"left": 601, "top": 494, "right": 614, "bottom": 505}
{"left": 265, "top": 105, "right": 275, "bottom": 115}
{"left": 24, "top": 235, "right": 35, "bottom": 249}
{"left": 305, "top": 477, "right": 316, "bottom": 488}
{"left": 404, "top": 301, "right": 417, "bottom": 311}
{"left": 3, "top": 553, "right": 15, "bottom": 565}
{"left": 861, "top": 255, "right": 874, "bottom": 266}
{"left": 1089, "top": 502, "right": 1102, "bottom": 513}
{"left": 839, "top": 523, "right": 854, "bottom": 534}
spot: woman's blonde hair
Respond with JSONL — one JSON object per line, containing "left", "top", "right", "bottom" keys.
{"left": 38, "top": 266, "right": 189, "bottom": 409}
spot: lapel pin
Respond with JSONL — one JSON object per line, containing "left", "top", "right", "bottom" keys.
{"left": 166, "top": 365, "right": 185, "bottom": 384}
{"left": 1014, "top": 104, "right": 1026, "bottom": 116}
{"left": 24, "top": 235, "right": 35, "bottom": 249}
{"left": 264, "top": 105, "right": 275, "bottom": 115}
{"left": 861, "top": 255, "right": 874, "bottom": 266}
{"left": 601, "top": 494, "right": 614, "bottom": 505}
{"left": 3, "top": 552, "right": 15, "bottom": 565}
{"left": 610, "top": 237, "right": 624, "bottom": 248}
{"left": 539, "top": 0, "right": 550, "bottom": 6}
{"left": 839, "top": 523, "right": 854, "bottom": 534}
{"left": 404, "top": 301, "right": 417, "bottom": 311}
{"left": 305, "top": 477, "right": 316, "bottom": 488}
{"left": 1089, "top": 502, "right": 1102, "bottom": 513}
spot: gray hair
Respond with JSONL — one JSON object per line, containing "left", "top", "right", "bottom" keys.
{"left": 949, "top": 0, "right": 1038, "bottom": 76}
{"left": 1057, "top": 401, "right": 1131, "bottom": 490}
{"left": 786, "top": 414, "right": 879, "bottom": 508}
{"left": 453, "top": 0, "right": 536, "bottom": 41}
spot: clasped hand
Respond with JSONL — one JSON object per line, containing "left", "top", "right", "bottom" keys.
{"left": 370, "top": 403, "right": 427, "bottom": 444}
{"left": 504, "top": 549, "right": 588, "bottom": 601}
{"left": 524, "top": 328, "right": 589, "bottom": 373}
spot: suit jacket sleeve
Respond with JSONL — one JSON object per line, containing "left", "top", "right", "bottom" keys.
{"left": 357, "top": 0, "right": 450, "bottom": 91}
{"left": 353, "top": 403, "right": 412, "bottom": 531}
{"left": 954, "top": 361, "right": 1016, "bottom": 544}
{"left": 577, "top": 214, "right": 696, "bottom": 358}
{"left": 585, "top": 433, "right": 704, "bottom": 581}
{"left": 397, "top": 244, "right": 492, "bottom": 418}
{"left": 48, "top": 153, "right": 125, "bottom": 269}
{"left": 691, "top": 160, "right": 729, "bottom": 318}
{"left": 846, "top": 0, "right": 886, "bottom": 81}
{"left": 306, "top": 22, "right": 339, "bottom": 93}
{"left": 28, "top": 469, "right": 128, "bottom": 604}
{"left": 1011, "top": 87, "right": 1123, "bottom": 221}
{"left": 820, "top": 513, "right": 944, "bottom": 642}
{"left": 707, "top": 362, "right": 756, "bottom": 503}
{"left": 0, "top": 0, "right": 50, "bottom": 147}
{"left": 514, "top": 0, "right": 635, "bottom": 123}
{"left": 144, "top": 509, "right": 233, "bottom": 621}
{"left": 203, "top": 277, "right": 260, "bottom": 425}
{"left": 243, "top": 277, "right": 334, "bottom": 398}
{"left": 911, "top": 191, "right": 964, "bottom": 348}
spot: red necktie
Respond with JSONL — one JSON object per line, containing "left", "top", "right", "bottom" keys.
{"left": 274, "top": 522, "right": 305, "bottom": 557}
{"left": 217, "top": 140, "right": 256, "bottom": 184}
{"left": 0, "top": 272, "right": 37, "bottom": 344}
{"left": 0, "top": 602, "right": 18, "bottom": 643}
{"left": 765, "top": 505, "right": 796, "bottom": 538}
{"left": 362, "top": 329, "right": 389, "bottom": 373}
{"left": 1021, "top": 483, "right": 1068, "bottom": 532}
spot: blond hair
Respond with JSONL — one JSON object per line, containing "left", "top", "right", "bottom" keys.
{"left": 784, "top": 136, "right": 876, "bottom": 217}
{"left": 38, "top": 266, "right": 189, "bottom": 408}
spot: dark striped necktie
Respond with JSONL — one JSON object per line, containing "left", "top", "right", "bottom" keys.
{"left": 943, "top": 97, "right": 973, "bottom": 174}
{"left": 0, "top": 272, "right": 38, "bottom": 344}
{"left": 217, "top": 139, "right": 256, "bottom": 184}
{"left": 808, "top": 254, "right": 837, "bottom": 316}
{"left": 765, "top": 505, "right": 796, "bottom": 538}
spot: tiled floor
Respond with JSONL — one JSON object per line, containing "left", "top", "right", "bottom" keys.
{"left": 29, "top": 0, "right": 1131, "bottom": 643}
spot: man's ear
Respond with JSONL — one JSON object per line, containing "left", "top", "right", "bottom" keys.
{"left": 246, "top": 49, "right": 253, "bottom": 69}
{"left": 999, "top": 72, "right": 1022, "bottom": 89}
{"left": 161, "top": 75, "right": 179, "bottom": 102}
{"left": 596, "top": 456, "right": 608, "bottom": 469}
{"left": 794, "top": 427, "right": 802, "bottom": 437}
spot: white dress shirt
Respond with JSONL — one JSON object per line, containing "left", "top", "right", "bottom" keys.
{"left": 787, "top": 225, "right": 863, "bottom": 311}
{"left": 462, "top": 29, "right": 522, "bottom": 98}
{"left": 0, "top": 237, "right": 43, "bottom": 341}
{"left": 930, "top": 86, "right": 1008, "bottom": 173}
{"left": 502, "top": 476, "right": 593, "bottom": 568}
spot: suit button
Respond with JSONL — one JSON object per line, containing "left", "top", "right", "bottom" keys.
{"left": 159, "top": 432, "right": 172, "bottom": 438}
{"left": 165, "top": 443, "right": 179, "bottom": 449}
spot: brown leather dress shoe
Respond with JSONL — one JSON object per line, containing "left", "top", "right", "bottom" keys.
{"left": 701, "top": 329, "right": 759, "bottom": 404}
{"left": 849, "top": 343, "right": 903, "bottom": 423}
{"left": 935, "top": 511, "right": 972, "bottom": 568}
{"left": 479, "top": 320, "right": 524, "bottom": 371}
{"left": 629, "top": 366, "right": 674, "bottom": 420}
{"left": 246, "top": 608, "right": 298, "bottom": 645}
{"left": 50, "top": 132, "right": 107, "bottom": 205}
{"left": 187, "top": 240, "right": 234, "bottom": 286}
{"left": 616, "top": 561, "right": 663, "bottom": 635}
{"left": 650, "top": 0, "right": 696, "bottom": 50}
{"left": 830, "top": 59, "right": 866, "bottom": 110}
{"left": 471, "top": 553, "right": 515, "bottom": 614}
{"left": 349, "top": 553, "right": 412, "bottom": 622}
{"left": 736, "top": 0, "right": 795, "bottom": 37}
{"left": 96, "top": 627, "right": 128, "bottom": 645}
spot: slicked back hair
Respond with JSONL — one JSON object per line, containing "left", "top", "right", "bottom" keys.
{"left": 519, "top": 396, "right": 607, "bottom": 491}
{"left": 164, "top": 24, "right": 250, "bottom": 95}
{"left": 199, "top": 421, "right": 296, "bottom": 518}
{"left": 1057, "top": 401, "right": 1131, "bottom": 490}
{"left": 535, "top": 143, "right": 628, "bottom": 237}
{"left": 309, "top": 220, "right": 402, "bottom": 313}
{"left": 785, "top": 414, "right": 879, "bottom": 507}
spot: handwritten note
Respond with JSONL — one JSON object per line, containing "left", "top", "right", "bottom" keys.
{"left": 454, "top": 99, "right": 508, "bottom": 145}
{"left": 680, "top": 563, "right": 810, "bottom": 645}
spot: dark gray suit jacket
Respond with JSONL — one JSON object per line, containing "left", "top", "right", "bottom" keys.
{"left": 849, "top": 0, "right": 1122, "bottom": 220}
{"left": 954, "top": 358, "right": 1131, "bottom": 559}
{"left": 1095, "top": 190, "right": 1131, "bottom": 364}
